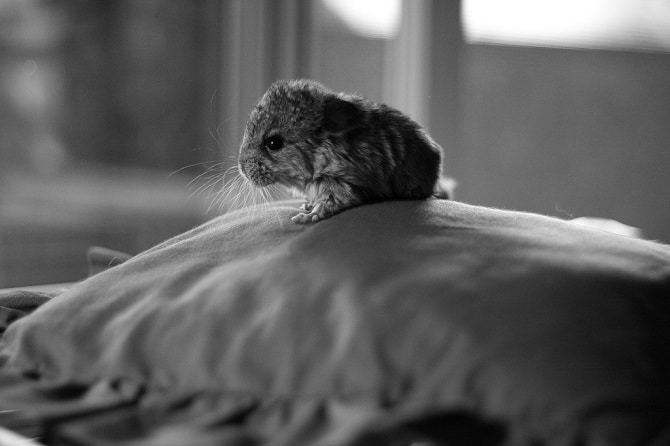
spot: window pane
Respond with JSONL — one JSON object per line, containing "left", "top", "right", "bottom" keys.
{"left": 463, "top": 0, "right": 670, "bottom": 52}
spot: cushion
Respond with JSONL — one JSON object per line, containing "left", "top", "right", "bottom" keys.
{"left": 2, "top": 199, "right": 670, "bottom": 445}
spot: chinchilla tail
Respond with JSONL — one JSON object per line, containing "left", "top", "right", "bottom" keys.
{"left": 433, "top": 176, "right": 457, "bottom": 200}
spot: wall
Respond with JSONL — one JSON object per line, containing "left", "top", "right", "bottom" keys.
{"left": 452, "top": 44, "right": 670, "bottom": 242}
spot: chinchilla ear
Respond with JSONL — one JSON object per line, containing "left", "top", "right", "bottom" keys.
{"left": 321, "top": 96, "right": 363, "bottom": 134}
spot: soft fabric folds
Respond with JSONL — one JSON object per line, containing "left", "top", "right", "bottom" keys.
{"left": 1, "top": 199, "right": 669, "bottom": 445}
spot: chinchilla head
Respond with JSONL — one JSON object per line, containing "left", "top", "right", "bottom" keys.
{"left": 238, "top": 79, "right": 368, "bottom": 191}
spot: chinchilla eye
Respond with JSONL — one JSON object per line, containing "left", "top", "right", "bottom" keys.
{"left": 264, "top": 135, "right": 284, "bottom": 151}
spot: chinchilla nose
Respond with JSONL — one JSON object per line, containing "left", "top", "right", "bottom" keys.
{"left": 238, "top": 154, "right": 274, "bottom": 186}
{"left": 238, "top": 155, "right": 258, "bottom": 181}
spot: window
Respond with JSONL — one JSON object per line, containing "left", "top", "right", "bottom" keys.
{"left": 463, "top": 0, "right": 670, "bottom": 52}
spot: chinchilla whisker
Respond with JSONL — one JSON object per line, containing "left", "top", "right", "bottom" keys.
{"left": 168, "top": 160, "right": 219, "bottom": 178}
{"left": 208, "top": 174, "right": 240, "bottom": 215}
{"left": 220, "top": 176, "right": 246, "bottom": 213}
{"left": 263, "top": 186, "right": 285, "bottom": 228}
{"left": 185, "top": 163, "right": 224, "bottom": 189}
{"left": 189, "top": 175, "right": 222, "bottom": 200}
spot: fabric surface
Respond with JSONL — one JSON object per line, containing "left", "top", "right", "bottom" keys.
{"left": 1, "top": 199, "right": 670, "bottom": 445}
{"left": 0, "top": 291, "right": 54, "bottom": 339}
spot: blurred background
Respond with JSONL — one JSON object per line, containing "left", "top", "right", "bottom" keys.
{"left": 1, "top": 0, "right": 669, "bottom": 287}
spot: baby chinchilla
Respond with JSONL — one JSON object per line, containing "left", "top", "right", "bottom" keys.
{"left": 238, "top": 79, "right": 453, "bottom": 223}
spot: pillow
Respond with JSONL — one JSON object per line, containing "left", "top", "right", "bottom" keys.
{"left": 2, "top": 199, "right": 670, "bottom": 444}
